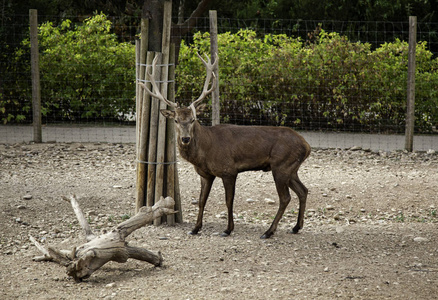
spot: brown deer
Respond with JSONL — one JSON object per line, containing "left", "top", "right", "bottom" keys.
{"left": 139, "top": 53, "right": 311, "bottom": 239}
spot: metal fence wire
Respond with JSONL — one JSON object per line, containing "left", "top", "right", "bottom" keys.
{"left": 0, "top": 13, "right": 437, "bottom": 151}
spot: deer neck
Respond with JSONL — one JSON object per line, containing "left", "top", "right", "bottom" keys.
{"left": 177, "top": 121, "right": 210, "bottom": 164}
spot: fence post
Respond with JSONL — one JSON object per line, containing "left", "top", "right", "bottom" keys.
{"left": 405, "top": 16, "right": 417, "bottom": 152}
{"left": 30, "top": 9, "right": 42, "bottom": 143}
{"left": 209, "top": 10, "right": 220, "bottom": 126}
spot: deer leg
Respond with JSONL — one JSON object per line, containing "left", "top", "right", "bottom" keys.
{"left": 190, "top": 175, "right": 215, "bottom": 235}
{"left": 289, "top": 172, "right": 308, "bottom": 234}
{"left": 221, "top": 175, "right": 237, "bottom": 237}
{"left": 261, "top": 174, "right": 291, "bottom": 239}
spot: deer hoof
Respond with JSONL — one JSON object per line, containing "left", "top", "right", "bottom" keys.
{"left": 188, "top": 230, "right": 199, "bottom": 235}
{"left": 260, "top": 232, "right": 273, "bottom": 239}
{"left": 220, "top": 231, "right": 231, "bottom": 237}
{"left": 291, "top": 226, "right": 301, "bottom": 234}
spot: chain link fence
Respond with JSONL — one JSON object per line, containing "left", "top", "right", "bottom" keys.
{"left": 1, "top": 13, "right": 437, "bottom": 151}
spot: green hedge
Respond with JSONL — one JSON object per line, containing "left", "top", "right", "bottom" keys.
{"left": 177, "top": 29, "right": 438, "bottom": 132}
{"left": 9, "top": 13, "right": 135, "bottom": 123}
{"left": 3, "top": 14, "right": 438, "bottom": 133}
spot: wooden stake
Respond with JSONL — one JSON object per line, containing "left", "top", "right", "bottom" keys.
{"left": 146, "top": 52, "right": 161, "bottom": 208}
{"left": 137, "top": 17, "right": 149, "bottom": 154}
{"left": 405, "top": 16, "right": 417, "bottom": 152}
{"left": 154, "top": 0, "right": 173, "bottom": 225}
{"left": 135, "top": 41, "right": 145, "bottom": 213}
{"left": 135, "top": 40, "right": 140, "bottom": 151}
{"left": 136, "top": 19, "right": 150, "bottom": 212}
{"left": 166, "top": 43, "right": 178, "bottom": 225}
{"left": 209, "top": 10, "right": 220, "bottom": 126}
{"left": 30, "top": 9, "right": 42, "bottom": 143}
{"left": 137, "top": 53, "right": 154, "bottom": 212}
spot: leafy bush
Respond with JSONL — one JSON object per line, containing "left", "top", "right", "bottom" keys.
{"left": 177, "top": 28, "right": 438, "bottom": 132}
{"left": 4, "top": 18, "right": 438, "bottom": 133}
{"left": 10, "top": 13, "right": 135, "bottom": 123}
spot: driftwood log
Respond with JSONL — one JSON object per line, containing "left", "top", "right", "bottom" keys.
{"left": 30, "top": 195, "right": 176, "bottom": 282}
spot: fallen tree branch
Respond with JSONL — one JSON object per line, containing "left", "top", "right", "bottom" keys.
{"left": 31, "top": 195, "right": 176, "bottom": 282}
{"left": 29, "top": 235, "right": 52, "bottom": 262}
{"left": 63, "top": 195, "right": 95, "bottom": 241}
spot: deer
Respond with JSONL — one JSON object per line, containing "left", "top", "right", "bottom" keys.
{"left": 138, "top": 53, "right": 311, "bottom": 239}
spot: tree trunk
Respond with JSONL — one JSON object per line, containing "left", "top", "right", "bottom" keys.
{"left": 170, "top": 0, "right": 214, "bottom": 65}
{"left": 143, "top": 0, "right": 164, "bottom": 52}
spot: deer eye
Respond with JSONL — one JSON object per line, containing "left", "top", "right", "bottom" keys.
{"left": 190, "top": 119, "right": 195, "bottom": 123}
{"left": 174, "top": 120, "right": 179, "bottom": 124}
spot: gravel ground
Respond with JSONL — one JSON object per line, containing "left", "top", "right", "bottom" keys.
{"left": 0, "top": 142, "right": 437, "bottom": 299}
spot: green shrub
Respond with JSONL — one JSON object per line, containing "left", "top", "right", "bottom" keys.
{"left": 11, "top": 13, "right": 135, "bottom": 123}
{"left": 177, "top": 28, "right": 438, "bottom": 132}
{"left": 5, "top": 19, "right": 438, "bottom": 133}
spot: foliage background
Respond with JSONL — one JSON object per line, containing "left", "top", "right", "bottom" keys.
{"left": 11, "top": 14, "right": 135, "bottom": 123}
{"left": 1, "top": 1, "right": 438, "bottom": 133}
{"left": 177, "top": 29, "right": 438, "bottom": 133}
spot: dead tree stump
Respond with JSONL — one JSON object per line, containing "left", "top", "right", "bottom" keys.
{"left": 30, "top": 195, "right": 176, "bottom": 282}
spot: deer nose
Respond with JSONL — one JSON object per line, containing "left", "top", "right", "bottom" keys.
{"left": 181, "top": 137, "right": 191, "bottom": 144}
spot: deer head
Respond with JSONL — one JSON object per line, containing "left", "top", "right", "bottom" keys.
{"left": 138, "top": 53, "right": 218, "bottom": 146}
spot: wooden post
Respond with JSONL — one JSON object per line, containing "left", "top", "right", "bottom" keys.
{"left": 135, "top": 40, "right": 142, "bottom": 212}
{"left": 405, "top": 16, "right": 416, "bottom": 152}
{"left": 154, "top": 0, "right": 172, "bottom": 225}
{"left": 137, "top": 18, "right": 149, "bottom": 155}
{"left": 136, "top": 53, "right": 153, "bottom": 213}
{"left": 30, "top": 9, "right": 42, "bottom": 143}
{"left": 146, "top": 51, "right": 161, "bottom": 208}
{"left": 136, "top": 18, "right": 150, "bottom": 213}
{"left": 136, "top": 40, "right": 140, "bottom": 152}
{"left": 209, "top": 10, "right": 220, "bottom": 126}
{"left": 166, "top": 43, "right": 183, "bottom": 224}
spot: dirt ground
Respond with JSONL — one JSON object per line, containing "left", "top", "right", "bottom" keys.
{"left": 0, "top": 142, "right": 437, "bottom": 299}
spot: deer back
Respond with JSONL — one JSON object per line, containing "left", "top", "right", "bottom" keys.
{"left": 180, "top": 123, "right": 310, "bottom": 177}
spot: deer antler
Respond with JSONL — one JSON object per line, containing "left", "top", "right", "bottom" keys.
{"left": 190, "top": 52, "right": 219, "bottom": 109}
{"left": 138, "top": 53, "right": 219, "bottom": 112}
{"left": 138, "top": 55, "right": 177, "bottom": 108}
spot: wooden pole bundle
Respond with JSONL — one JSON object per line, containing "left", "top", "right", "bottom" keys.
{"left": 136, "top": 0, "right": 182, "bottom": 224}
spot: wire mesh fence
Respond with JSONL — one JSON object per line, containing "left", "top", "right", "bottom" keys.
{"left": 1, "top": 125, "right": 437, "bottom": 152}
{"left": 1, "top": 13, "right": 437, "bottom": 150}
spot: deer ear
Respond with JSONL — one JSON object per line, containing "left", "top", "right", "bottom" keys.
{"left": 160, "top": 109, "right": 175, "bottom": 119}
{"left": 196, "top": 104, "right": 207, "bottom": 116}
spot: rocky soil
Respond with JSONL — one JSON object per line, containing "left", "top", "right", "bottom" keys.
{"left": 0, "top": 142, "right": 437, "bottom": 299}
